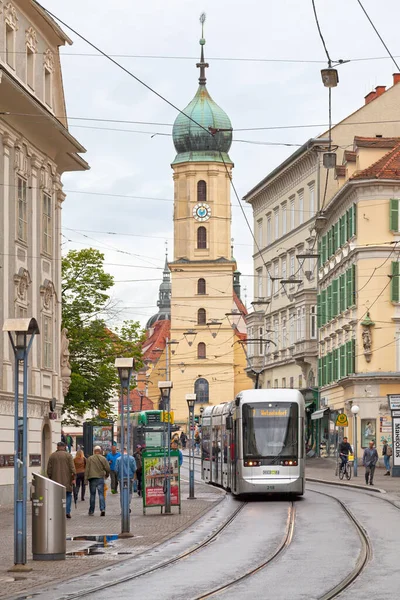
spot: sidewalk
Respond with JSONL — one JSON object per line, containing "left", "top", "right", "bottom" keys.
{"left": 0, "top": 478, "right": 222, "bottom": 599}
{"left": 306, "top": 456, "right": 400, "bottom": 498}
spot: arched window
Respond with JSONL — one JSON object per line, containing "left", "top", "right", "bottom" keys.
{"left": 197, "top": 308, "right": 206, "bottom": 325}
{"left": 197, "top": 226, "right": 207, "bottom": 249}
{"left": 197, "top": 180, "right": 207, "bottom": 202}
{"left": 197, "top": 342, "right": 206, "bottom": 359}
{"left": 195, "top": 377, "right": 209, "bottom": 403}
{"left": 197, "top": 278, "right": 206, "bottom": 295}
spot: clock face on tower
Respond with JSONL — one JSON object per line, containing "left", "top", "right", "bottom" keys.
{"left": 193, "top": 203, "right": 211, "bottom": 222}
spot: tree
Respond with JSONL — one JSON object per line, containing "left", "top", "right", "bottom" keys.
{"left": 61, "top": 249, "right": 144, "bottom": 423}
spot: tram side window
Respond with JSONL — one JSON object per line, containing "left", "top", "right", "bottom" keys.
{"left": 202, "top": 417, "right": 211, "bottom": 460}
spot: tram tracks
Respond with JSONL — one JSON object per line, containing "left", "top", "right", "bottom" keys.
{"left": 308, "top": 487, "right": 372, "bottom": 600}
{"left": 50, "top": 499, "right": 247, "bottom": 600}
{"left": 193, "top": 500, "right": 296, "bottom": 600}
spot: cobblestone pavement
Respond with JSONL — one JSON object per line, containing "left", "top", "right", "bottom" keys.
{"left": 0, "top": 477, "right": 223, "bottom": 600}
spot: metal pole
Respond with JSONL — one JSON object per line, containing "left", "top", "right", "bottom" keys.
{"left": 13, "top": 344, "right": 21, "bottom": 565}
{"left": 354, "top": 414, "right": 358, "bottom": 477}
{"left": 120, "top": 384, "right": 128, "bottom": 533}
{"left": 125, "top": 378, "right": 131, "bottom": 532}
{"left": 165, "top": 388, "right": 172, "bottom": 514}
{"left": 188, "top": 405, "right": 195, "bottom": 499}
{"left": 22, "top": 345, "right": 29, "bottom": 565}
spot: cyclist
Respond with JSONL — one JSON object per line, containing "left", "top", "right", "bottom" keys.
{"left": 338, "top": 437, "right": 353, "bottom": 473}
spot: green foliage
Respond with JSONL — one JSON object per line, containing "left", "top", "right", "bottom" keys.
{"left": 61, "top": 249, "right": 144, "bottom": 423}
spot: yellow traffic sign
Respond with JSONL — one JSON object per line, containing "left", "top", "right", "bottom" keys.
{"left": 99, "top": 410, "right": 108, "bottom": 419}
{"left": 336, "top": 413, "right": 349, "bottom": 427}
{"left": 162, "top": 411, "right": 174, "bottom": 424}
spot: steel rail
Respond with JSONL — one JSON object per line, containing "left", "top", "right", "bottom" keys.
{"left": 193, "top": 500, "right": 296, "bottom": 600}
{"left": 308, "top": 487, "right": 372, "bottom": 600}
{"left": 52, "top": 500, "right": 247, "bottom": 600}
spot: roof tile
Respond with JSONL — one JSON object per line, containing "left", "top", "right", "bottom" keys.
{"left": 351, "top": 142, "right": 400, "bottom": 180}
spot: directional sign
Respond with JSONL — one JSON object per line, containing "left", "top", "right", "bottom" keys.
{"left": 388, "top": 395, "right": 400, "bottom": 411}
{"left": 335, "top": 413, "right": 349, "bottom": 427}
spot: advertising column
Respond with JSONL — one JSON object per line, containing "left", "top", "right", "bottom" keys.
{"left": 388, "top": 395, "right": 400, "bottom": 477}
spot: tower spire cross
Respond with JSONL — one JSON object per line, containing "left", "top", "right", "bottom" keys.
{"left": 197, "top": 12, "right": 209, "bottom": 85}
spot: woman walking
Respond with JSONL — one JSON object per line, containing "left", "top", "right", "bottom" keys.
{"left": 74, "top": 449, "right": 87, "bottom": 502}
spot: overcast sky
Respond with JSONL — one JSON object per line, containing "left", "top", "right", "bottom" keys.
{"left": 49, "top": 0, "right": 400, "bottom": 328}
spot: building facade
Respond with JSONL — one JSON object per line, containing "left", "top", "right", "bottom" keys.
{"left": 0, "top": 1, "right": 88, "bottom": 503}
{"left": 245, "top": 75, "right": 400, "bottom": 448}
{"left": 317, "top": 137, "right": 400, "bottom": 458}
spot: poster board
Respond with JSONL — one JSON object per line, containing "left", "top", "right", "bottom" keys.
{"left": 142, "top": 449, "right": 181, "bottom": 513}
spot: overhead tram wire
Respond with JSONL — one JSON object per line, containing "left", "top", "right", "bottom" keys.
{"left": 356, "top": 0, "right": 400, "bottom": 71}
{"left": 38, "top": 4, "right": 279, "bottom": 313}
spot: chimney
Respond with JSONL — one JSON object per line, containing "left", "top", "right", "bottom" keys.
{"left": 365, "top": 91, "right": 377, "bottom": 105}
{"left": 375, "top": 85, "right": 386, "bottom": 97}
{"left": 393, "top": 73, "right": 400, "bottom": 85}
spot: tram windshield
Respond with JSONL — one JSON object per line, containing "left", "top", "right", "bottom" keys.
{"left": 242, "top": 402, "right": 298, "bottom": 459}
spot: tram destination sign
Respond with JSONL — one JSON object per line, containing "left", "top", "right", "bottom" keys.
{"left": 388, "top": 395, "right": 400, "bottom": 411}
{"left": 252, "top": 408, "right": 289, "bottom": 418}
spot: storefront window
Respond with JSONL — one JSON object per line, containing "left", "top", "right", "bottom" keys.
{"left": 361, "top": 418, "right": 376, "bottom": 448}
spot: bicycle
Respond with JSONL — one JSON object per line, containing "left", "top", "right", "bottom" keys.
{"left": 336, "top": 456, "right": 352, "bottom": 480}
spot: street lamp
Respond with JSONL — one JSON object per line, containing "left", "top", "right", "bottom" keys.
{"left": 158, "top": 381, "right": 173, "bottom": 514}
{"left": 115, "top": 357, "right": 135, "bottom": 536}
{"left": 351, "top": 404, "right": 360, "bottom": 477}
{"left": 183, "top": 329, "right": 197, "bottom": 347}
{"left": 3, "top": 318, "right": 40, "bottom": 567}
{"left": 186, "top": 394, "right": 197, "bottom": 499}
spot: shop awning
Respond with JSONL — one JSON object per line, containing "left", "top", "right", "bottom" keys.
{"left": 305, "top": 401, "right": 314, "bottom": 408}
{"left": 311, "top": 408, "right": 329, "bottom": 420}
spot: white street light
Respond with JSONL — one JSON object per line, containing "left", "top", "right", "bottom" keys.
{"left": 351, "top": 404, "right": 360, "bottom": 477}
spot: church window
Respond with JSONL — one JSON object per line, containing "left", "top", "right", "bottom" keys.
{"left": 197, "top": 342, "right": 206, "bottom": 359}
{"left": 198, "top": 308, "right": 206, "bottom": 325}
{"left": 197, "top": 180, "right": 207, "bottom": 202}
{"left": 197, "top": 226, "right": 207, "bottom": 249}
{"left": 197, "top": 278, "right": 206, "bottom": 295}
{"left": 194, "top": 377, "right": 209, "bottom": 403}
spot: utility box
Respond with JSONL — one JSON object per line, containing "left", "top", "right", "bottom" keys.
{"left": 32, "top": 473, "right": 66, "bottom": 561}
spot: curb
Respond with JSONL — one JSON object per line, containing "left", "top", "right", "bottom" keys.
{"left": 306, "top": 477, "right": 386, "bottom": 494}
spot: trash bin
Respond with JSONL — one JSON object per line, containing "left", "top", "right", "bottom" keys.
{"left": 32, "top": 473, "right": 66, "bottom": 561}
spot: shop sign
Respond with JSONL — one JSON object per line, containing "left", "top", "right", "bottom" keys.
{"left": 392, "top": 417, "right": 400, "bottom": 467}
{"left": 0, "top": 455, "right": 14, "bottom": 468}
{"left": 29, "top": 454, "right": 41, "bottom": 467}
{"left": 335, "top": 413, "right": 349, "bottom": 427}
{"left": 142, "top": 449, "right": 180, "bottom": 509}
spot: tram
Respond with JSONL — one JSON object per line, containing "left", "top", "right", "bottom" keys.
{"left": 201, "top": 389, "right": 305, "bottom": 496}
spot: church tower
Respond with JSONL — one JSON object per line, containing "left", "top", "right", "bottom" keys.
{"left": 169, "top": 18, "right": 245, "bottom": 424}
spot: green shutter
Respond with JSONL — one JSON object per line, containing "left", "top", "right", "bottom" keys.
{"left": 328, "top": 228, "right": 333, "bottom": 258}
{"left": 346, "top": 340, "right": 354, "bottom": 375}
{"left": 352, "top": 264, "right": 356, "bottom": 306}
{"left": 339, "top": 274, "right": 346, "bottom": 313}
{"left": 353, "top": 203, "right": 357, "bottom": 236}
{"left": 328, "top": 352, "right": 333, "bottom": 384}
{"left": 339, "top": 216, "right": 345, "bottom": 246}
{"left": 318, "top": 358, "right": 322, "bottom": 387}
{"left": 333, "top": 349, "right": 338, "bottom": 381}
{"left": 340, "top": 345, "right": 346, "bottom": 378}
{"left": 347, "top": 208, "right": 353, "bottom": 240}
{"left": 391, "top": 261, "right": 400, "bottom": 302}
{"left": 318, "top": 239, "right": 322, "bottom": 269}
{"left": 317, "top": 293, "right": 321, "bottom": 328}
{"left": 322, "top": 235, "right": 327, "bottom": 264}
{"left": 332, "top": 278, "right": 338, "bottom": 318}
{"left": 390, "top": 199, "right": 399, "bottom": 232}
{"left": 346, "top": 267, "right": 354, "bottom": 308}
{"left": 327, "top": 285, "right": 332, "bottom": 321}
{"left": 321, "top": 289, "right": 327, "bottom": 325}
{"left": 334, "top": 222, "right": 340, "bottom": 252}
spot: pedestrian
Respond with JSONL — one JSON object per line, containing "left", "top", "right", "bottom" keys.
{"left": 382, "top": 439, "right": 392, "bottom": 476}
{"left": 47, "top": 440, "right": 75, "bottom": 519}
{"left": 171, "top": 440, "right": 183, "bottom": 467}
{"left": 180, "top": 431, "right": 187, "bottom": 450}
{"left": 66, "top": 434, "right": 73, "bottom": 453}
{"left": 134, "top": 445, "right": 143, "bottom": 497}
{"left": 194, "top": 431, "right": 201, "bottom": 455}
{"left": 106, "top": 443, "right": 121, "bottom": 494}
{"left": 115, "top": 448, "right": 136, "bottom": 511}
{"left": 73, "top": 449, "right": 86, "bottom": 502}
{"left": 85, "top": 446, "right": 110, "bottom": 516}
{"left": 363, "top": 440, "right": 379, "bottom": 486}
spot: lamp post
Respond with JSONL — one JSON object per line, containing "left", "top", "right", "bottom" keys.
{"left": 186, "top": 394, "right": 197, "bottom": 499}
{"left": 3, "top": 318, "right": 40, "bottom": 567}
{"left": 115, "top": 357, "right": 135, "bottom": 535}
{"left": 158, "top": 381, "right": 173, "bottom": 514}
{"left": 351, "top": 404, "right": 360, "bottom": 477}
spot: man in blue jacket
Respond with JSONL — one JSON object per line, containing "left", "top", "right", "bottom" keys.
{"left": 115, "top": 447, "right": 136, "bottom": 510}
{"left": 106, "top": 443, "right": 121, "bottom": 494}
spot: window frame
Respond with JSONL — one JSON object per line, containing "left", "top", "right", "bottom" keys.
{"left": 197, "top": 180, "right": 207, "bottom": 202}
{"left": 42, "top": 315, "right": 52, "bottom": 370}
{"left": 197, "top": 308, "right": 207, "bottom": 325}
{"left": 42, "top": 191, "right": 52, "bottom": 256}
{"left": 298, "top": 189, "right": 304, "bottom": 225}
{"left": 197, "top": 278, "right": 206, "bottom": 295}
{"left": 17, "top": 176, "right": 28, "bottom": 243}
{"left": 197, "top": 226, "right": 207, "bottom": 249}
{"left": 197, "top": 342, "right": 206, "bottom": 359}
